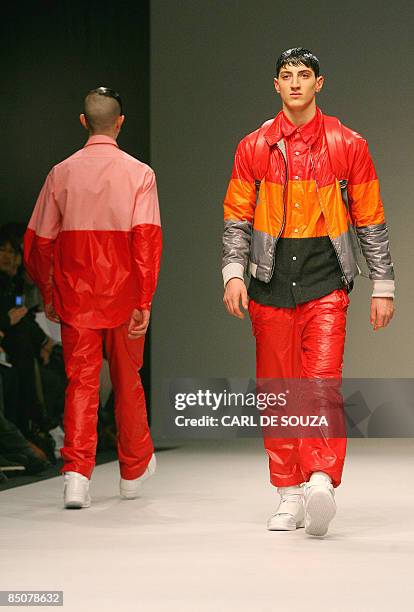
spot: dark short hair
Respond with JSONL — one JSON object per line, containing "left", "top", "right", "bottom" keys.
{"left": 276, "top": 47, "right": 320, "bottom": 77}
{"left": 86, "top": 87, "right": 123, "bottom": 115}
{"left": 0, "top": 231, "right": 20, "bottom": 254}
{"left": 83, "top": 87, "right": 123, "bottom": 134}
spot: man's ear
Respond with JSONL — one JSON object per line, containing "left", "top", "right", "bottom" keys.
{"left": 117, "top": 114, "right": 125, "bottom": 130}
{"left": 79, "top": 113, "right": 88, "bottom": 130}
{"left": 315, "top": 75, "right": 325, "bottom": 93}
{"left": 273, "top": 77, "right": 281, "bottom": 95}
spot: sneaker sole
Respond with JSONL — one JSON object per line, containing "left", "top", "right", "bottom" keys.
{"left": 64, "top": 496, "right": 91, "bottom": 509}
{"left": 267, "top": 516, "right": 305, "bottom": 531}
{"left": 305, "top": 490, "right": 336, "bottom": 536}
{"left": 267, "top": 521, "right": 304, "bottom": 531}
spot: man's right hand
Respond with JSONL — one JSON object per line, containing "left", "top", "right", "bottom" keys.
{"left": 223, "top": 278, "right": 249, "bottom": 319}
{"left": 8, "top": 307, "right": 28, "bottom": 326}
{"left": 45, "top": 302, "right": 60, "bottom": 323}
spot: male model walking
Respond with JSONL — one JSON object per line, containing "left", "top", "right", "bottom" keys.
{"left": 222, "top": 48, "right": 394, "bottom": 536}
{"left": 24, "top": 87, "right": 162, "bottom": 508}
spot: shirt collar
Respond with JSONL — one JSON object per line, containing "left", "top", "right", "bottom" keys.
{"left": 280, "top": 107, "right": 322, "bottom": 145}
{"left": 264, "top": 107, "right": 323, "bottom": 147}
{"left": 84, "top": 134, "right": 119, "bottom": 148}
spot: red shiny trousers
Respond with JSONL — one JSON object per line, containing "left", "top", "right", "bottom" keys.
{"left": 249, "top": 289, "right": 349, "bottom": 488}
{"left": 60, "top": 321, "right": 154, "bottom": 480}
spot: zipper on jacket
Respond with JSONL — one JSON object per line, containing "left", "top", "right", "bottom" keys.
{"left": 309, "top": 149, "right": 350, "bottom": 289}
{"left": 269, "top": 141, "right": 288, "bottom": 281}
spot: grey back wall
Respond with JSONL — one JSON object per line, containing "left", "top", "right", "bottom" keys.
{"left": 1, "top": 1, "right": 150, "bottom": 225}
{"left": 150, "top": 0, "right": 413, "bottom": 438}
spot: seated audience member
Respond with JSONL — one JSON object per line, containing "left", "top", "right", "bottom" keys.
{"left": 0, "top": 232, "right": 62, "bottom": 460}
{"left": 0, "top": 222, "right": 42, "bottom": 309}
{"left": 0, "top": 373, "right": 50, "bottom": 476}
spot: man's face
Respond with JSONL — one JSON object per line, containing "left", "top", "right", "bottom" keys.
{"left": 0, "top": 242, "right": 18, "bottom": 276}
{"left": 274, "top": 62, "right": 324, "bottom": 110}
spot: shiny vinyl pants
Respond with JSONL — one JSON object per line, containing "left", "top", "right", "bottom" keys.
{"left": 60, "top": 321, "right": 154, "bottom": 479}
{"left": 249, "top": 289, "right": 349, "bottom": 488}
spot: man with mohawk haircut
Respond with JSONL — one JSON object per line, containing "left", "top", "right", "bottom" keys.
{"left": 24, "top": 87, "right": 162, "bottom": 508}
{"left": 222, "top": 48, "right": 395, "bottom": 536}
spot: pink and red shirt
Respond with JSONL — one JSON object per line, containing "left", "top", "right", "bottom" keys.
{"left": 24, "top": 135, "right": 162, "bottom": 328}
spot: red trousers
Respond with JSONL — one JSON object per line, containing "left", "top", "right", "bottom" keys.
{"left": 60, "top": 321, "right": 154, "bottom": 479}
{"left": 249, "top": 289, "right": 349, "bottom": 488}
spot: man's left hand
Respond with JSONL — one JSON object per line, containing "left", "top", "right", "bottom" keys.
{"left": 370, "top": 297, "right": 394, "bottom": 331}
{"left": 128, "top": 309, "right": 150, "bottom": 339}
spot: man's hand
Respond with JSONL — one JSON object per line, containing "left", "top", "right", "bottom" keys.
{"left": 45, "top": 302, "right": 60, "bottom": 323}
{"left": 223, "top": 278, "right": 249, "bottom": 319}
{"left": 370, "top": 297, "right": 394, "bottom": 331}
{"left": 8, "top": 307, "right": 28, "bottom": 326}
{"left": 128, "top": 309, "right": 150, "bottom": 339}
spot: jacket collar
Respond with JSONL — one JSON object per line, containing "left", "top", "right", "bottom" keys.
{"left": 84, "top": 134, "right": 119, "bottom": 148}
{"left": 264, "top": 106, "right": 323, "bottom": 147}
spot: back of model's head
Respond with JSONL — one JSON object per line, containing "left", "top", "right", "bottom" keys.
{"left": 84, "top": 87, "right": 123, "bottom": 134}
{"left": 276, "top": 48, "right": 320, "bottom": 77}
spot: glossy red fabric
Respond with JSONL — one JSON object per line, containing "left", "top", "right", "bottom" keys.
{"left": 23, "top": 135, "right": 162, "bottom": 328}
{"left": 60, "top": 321, "right": 154, "bottom": 479}
{"left": 24, "top": 226, "right": 162, "bottom": 328}
{"left": 249, "top": 289, "right": 349, "bottom": 488}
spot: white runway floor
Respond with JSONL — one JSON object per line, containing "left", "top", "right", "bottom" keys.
{"left": 1, "top": 439, "right": 414, "bottom": 612}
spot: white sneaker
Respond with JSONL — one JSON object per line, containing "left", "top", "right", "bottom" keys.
{"left": 63, "top": 471, "right": 91, "bottom": 509}
{"left": 267, "top": 485, "right": 305, "bottom": 531}
{"left": 120, "top": 454, "right": 157, "bottom": 500}
{"left": 304, "top": 472, "right": 336, "bottom": 536}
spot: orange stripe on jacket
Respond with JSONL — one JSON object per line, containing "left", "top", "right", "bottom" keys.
{"left": 224, "top": 178, "right": 256, "bottom": 222}
{"left": 253, "top": 181, "right": 284, "bottom": 236}
{"left": 347, "top": 179, "right": 385, "bottom": 227}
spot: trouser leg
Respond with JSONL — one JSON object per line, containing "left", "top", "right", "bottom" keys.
{"left": 103, "top": 323, "right": 153, "bottom": 480}
{"left": 249, "top": 299, "right": 304, "bottom": 487}
{"left": 298, "top": 289, "right": 349, "bottom": 487}
{"left": 60, "top": 324, "right": 103, "bottom": 478}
